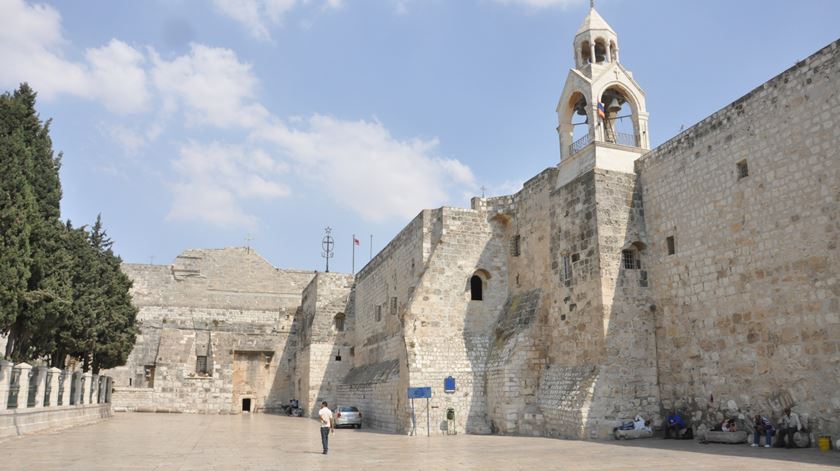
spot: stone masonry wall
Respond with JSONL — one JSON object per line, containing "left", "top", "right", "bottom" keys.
{"left": 402, "top": 207, "right": 508, "bottom": 435}
{"left": 637, "top": 40, "right": 840, "bottom": 437}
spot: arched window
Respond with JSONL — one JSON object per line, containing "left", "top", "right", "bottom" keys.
{"left": 470, "top": 275, "right": 483, "bottom": 301}
{"left": 334, "top": 313, "right": 345, "bottom": 332}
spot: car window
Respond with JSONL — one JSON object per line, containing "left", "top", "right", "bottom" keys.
{"left": 339, "top": 406, "right": 359, "bottom": 412}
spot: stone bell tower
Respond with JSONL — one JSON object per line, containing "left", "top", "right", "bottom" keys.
{"left": 556, "top": 1, "right": 650, "bottom": 184}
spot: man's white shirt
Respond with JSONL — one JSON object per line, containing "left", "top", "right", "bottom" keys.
{"left": 319, "top": 407, "right": 333, "bottom": 428}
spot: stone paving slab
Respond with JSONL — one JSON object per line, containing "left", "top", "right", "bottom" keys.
{"left": 2, "top": 413, "right": 839, "bottom": 471}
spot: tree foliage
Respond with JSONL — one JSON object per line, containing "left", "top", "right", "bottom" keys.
{"left": 0, "top": 84, "right": 137, "bottom": 372}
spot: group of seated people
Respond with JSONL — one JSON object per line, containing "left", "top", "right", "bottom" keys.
{"left": 636, "top": 407, "right": 804, "bottom": 448}
{"left": 751, "top": 408, "right": 804, "bottom": 448}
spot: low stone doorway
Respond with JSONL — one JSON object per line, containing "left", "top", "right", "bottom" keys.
{"left": 242, "top": 398, "right": 251, "bottom": 412}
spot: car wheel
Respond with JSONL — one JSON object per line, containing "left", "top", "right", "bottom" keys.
{"left": 356, "top": 424, "right": 361, "bottom": 429}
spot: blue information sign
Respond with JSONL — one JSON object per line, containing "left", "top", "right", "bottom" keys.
{"left": 444, "top": 376, "right": 456, "bottom": 393}
{"left": 407, "top": 387, "right": 432, "bottom": 399}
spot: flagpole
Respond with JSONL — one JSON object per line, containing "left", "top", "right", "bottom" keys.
{"left": 352, "top": 234, "right": 356, "bottom": 275}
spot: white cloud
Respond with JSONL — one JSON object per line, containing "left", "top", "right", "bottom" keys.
{"left": 0, "top": 0, "right": 149, "bottom": 113}
{"left": 151, "top": 44, "right": 270, "bottom": 129}
{"left": 256, "top": 115, "right": 477, "bottom": 222}
{"left": 166, "top": 141, "right": 290, "bottom": 227}
{"left": 493, "top": 0, "right": 585, "bottom": 9}
{"left": 211, "top": 0, "right": 342, "bottom": 41}
{"left": 86, "top": 40, "right": 150, "bottom": 114}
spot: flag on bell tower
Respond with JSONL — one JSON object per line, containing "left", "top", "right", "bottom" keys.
{"left": 597, "top": 102, "right": 606, "bottom": 120}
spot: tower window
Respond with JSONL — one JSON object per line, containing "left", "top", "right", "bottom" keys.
{"left": 511, "top": 235, "right": 521, "bottom": 257}
{"left": 334, "top": 313, "right": 345, "bottom": 332}
{"left": 666, "top": 236, "right": 676, "bottom": 255}
{"left": 622, "top": 250, "right": 640, "bottom": 269}
{"left": 375, "top": 305, "right": 382, "bottom": 322}
{"left": 470, "top": 275, "right": 483, "bottom": 301}
{"left": 390, "top": 297, "right": 397, "bottom": 315}
{"left": 737, "top": 160, "right": 749, "bottom": 180}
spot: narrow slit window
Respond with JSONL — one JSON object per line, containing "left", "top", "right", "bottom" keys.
{"left": 334, "top": 313, "right": 345, "bottom": 332}
{"left": 562, "top": 255, "right": 573, "bottom": 287}
{"left": 390, "top": 297, "right": 398, "bottom": 315}
{"left": 375, "top": 305, "right": 382, "bottom": 322}
{"left": 666, "top": 236, "right": 676, "bottom": 255}
{"left": 511, "top": 235, "right": 521, "bottom": 257}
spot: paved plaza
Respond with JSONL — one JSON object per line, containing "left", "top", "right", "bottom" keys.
{"left": 2, "top": 414, "right": 839, "bottom": 470}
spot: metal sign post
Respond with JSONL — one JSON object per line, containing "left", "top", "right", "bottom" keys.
{"left": 407, "top": 387, "right": 432, "bottom": 437}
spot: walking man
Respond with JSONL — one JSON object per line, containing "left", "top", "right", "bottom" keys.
{"left": 319, "top": 401, "right": 334, "bottom": 455}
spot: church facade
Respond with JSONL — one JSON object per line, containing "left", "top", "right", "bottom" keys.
{"left": 104, "top": 7, "right": 840, "bottom": 440}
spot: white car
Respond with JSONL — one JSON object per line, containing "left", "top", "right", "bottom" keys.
{"left": 334, "top": 406, "right": 362, "bottom": 429}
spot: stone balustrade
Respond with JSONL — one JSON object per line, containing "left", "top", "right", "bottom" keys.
{"left": 0, "top": 360, "right": 113, "bottom": 438}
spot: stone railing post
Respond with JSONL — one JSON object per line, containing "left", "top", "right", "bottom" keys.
{"left": 80, "top": 371, "right": 92, "bottom": 405}
{"left": 15, "top": 363, "right": 32, "bottom": 409}
{"left": 48, "top": 367, "right": 61, "bottom": 407}
{"left": 98, "top": 377, "right": 106, "bottom": 404}
{"left": 33, "top": 365, "right": 48, "bottom": 408}
{"left": 90, "top": 373, "right": 99, "bottom": 404}
{"left": 59, "top": 370, "right": 71, "bottom": 406}
{"left": 0, "top": 360, "right": 13, "bottom": 411}
{"left": 71, "top": 371, "right": 82, "bottom": 405}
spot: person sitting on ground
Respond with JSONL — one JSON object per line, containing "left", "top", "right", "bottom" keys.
{"left": 633, "top": 415, "right": 646, "bottom": 431}
{"left": 665, "top": 411, "right": 691, "bottom": 439}
{"left": 721, "top": 418, "right": 737, "bottom": 432}
{"left": 752, "top": 414, "right": 774, "bottom": 448}
{"left": 775, "top": 408, "right": 802, "bottom": 449}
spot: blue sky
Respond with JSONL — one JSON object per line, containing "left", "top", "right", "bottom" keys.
{"left": 2, "top": 0, "right": 838, "bottom": 273}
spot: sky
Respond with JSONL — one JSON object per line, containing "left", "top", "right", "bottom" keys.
{"left": 1, "top": 0, "right": 838, "bottom": 273}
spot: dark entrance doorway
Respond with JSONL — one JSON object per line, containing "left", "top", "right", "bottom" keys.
{"left": 242, "top": 398, "right": 251, "bottom": 412}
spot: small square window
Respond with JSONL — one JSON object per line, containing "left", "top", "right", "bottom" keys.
{"left": 737, "top": 160, "right": 749, "bottom": 180}
{"left": 666, "top": 236, "right": 676, "bottom": 255}
{"left": 571, "top": 253, "right": 580, "bottom": 263}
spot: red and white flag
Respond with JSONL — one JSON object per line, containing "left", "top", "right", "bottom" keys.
{"left": 353, "top": 236, "right": 360, "bottom": 246}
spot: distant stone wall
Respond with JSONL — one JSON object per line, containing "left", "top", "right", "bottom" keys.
{"left": 637, "top": 40, "right": 840, "bottom": 436}
{"left": 104, "top": 248, "right": 314, "bottom": 414}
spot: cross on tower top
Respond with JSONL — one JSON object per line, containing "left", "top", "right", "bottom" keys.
{"left": 590, "top": 0, "right": 595, "bottom": 8}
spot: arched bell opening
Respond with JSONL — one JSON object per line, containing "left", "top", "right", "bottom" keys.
{"left": 561, "top": 91, "right": 591, "bottom": 157}
{"left": 594, "top": 38, "right": 608, "bottom": 63}
{"left": 609, "top": 40, "right": 619, "bottom": 63}
{"left": 599, "top": 85, "right": 639, "bottom": 147}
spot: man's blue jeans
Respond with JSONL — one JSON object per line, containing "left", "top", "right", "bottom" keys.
{"left": 320, "top": 427, "right": 330, "bottom": 453}
{"left": 754, "top": 429, "right": 773, "bottom": 446}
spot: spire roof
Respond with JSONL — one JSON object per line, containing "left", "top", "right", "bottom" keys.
{"left": 575, "top": 6, "right": 615, "bottom": 37}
